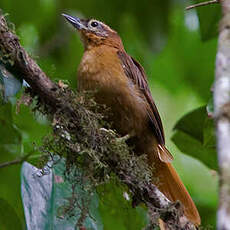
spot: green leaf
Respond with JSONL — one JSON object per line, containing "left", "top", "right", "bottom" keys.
{"left": 0, "top": 103, "right": 21, "bottom": 145}
{"left": 0, "top": 198, "right": 23, "bottom": 230}
{"left": 21, "top": 160, "right": 103, "bottom": 230}
{"left": 172, "top": 106, "right": 217, "bottom": 170}
{"left": 0, "top": 145, "right": 25, "bottom": 229}
{"left": 194, "top": 0, "right": 221, "bottom": 41}
{"left": 173, "top": 106, "right": 207, "bottom": 142}
{"left": 98, "top": 181, "right": 148, "bottom": 230}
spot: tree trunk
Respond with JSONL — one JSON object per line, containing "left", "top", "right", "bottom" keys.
{"left": 214, "top": 1, "right": 230, "bottom": 229}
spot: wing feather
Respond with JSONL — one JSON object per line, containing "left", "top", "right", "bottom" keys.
{"left": 117, "top": 51, "right": 173, "bottom": 162}
{"left": 117, "top": 50, "right": 165, "bottom": 145}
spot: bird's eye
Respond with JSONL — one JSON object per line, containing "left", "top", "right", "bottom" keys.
{"left": 90, "top": 21, "right": 98, "bottom": 27}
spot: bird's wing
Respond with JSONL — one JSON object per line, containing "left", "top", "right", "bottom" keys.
{"left": 117, "top": 51, "right": 173, "bottom": 162}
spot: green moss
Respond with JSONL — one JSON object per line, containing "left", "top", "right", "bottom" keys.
{"left": 25, "top": 83, "right": 154, "bottom": 224}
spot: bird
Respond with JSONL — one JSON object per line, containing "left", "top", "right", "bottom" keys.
{"left": 62, "top": 13, "right": 201, "bottom": 226}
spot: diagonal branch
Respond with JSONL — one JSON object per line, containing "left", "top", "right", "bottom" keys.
{"left": 0, "top": 14, "right": 59, "bottom": 106}
{"left": 0, "top": 12, "right": 196, "bottom": 229}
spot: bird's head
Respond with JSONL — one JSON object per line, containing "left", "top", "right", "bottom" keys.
{"left": 62, "top": 14, "right": 123, "bottom": 50}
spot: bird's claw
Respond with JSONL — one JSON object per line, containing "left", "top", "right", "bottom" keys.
{"left": 99, "top": 128, "right": 116, "bottom": 136}
{"left": 100, "top": 128, "right": 131, "bottom": 143}
{"left": 115, "top": 134, "right": 131, "bottom": 143}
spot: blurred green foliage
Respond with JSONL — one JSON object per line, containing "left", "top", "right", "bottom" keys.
{"left": 194, "top": 0, "right": 221, "bottom": 40}
{"left": 0, "top": 0, "right": 219, "bottom": 229}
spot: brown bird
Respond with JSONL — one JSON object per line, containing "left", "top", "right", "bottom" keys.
{"left": 63, "top": 13, "right": 201, "bottom": 226}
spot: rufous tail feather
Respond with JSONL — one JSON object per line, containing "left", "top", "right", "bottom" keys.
{"left": 149, "top": 154, "right": 201, "bottom": 226}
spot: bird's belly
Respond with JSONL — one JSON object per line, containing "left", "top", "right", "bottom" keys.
{"left": 78, "top": 74, "right": 149, "bottom": 137}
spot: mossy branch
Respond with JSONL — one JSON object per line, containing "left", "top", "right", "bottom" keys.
{"left": 0, "top": 12, "right": 196, "bottom": 229}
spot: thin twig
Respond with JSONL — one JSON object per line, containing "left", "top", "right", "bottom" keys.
{"left": 0, "top": 152, "right": 32, "bottom": 169}
{"left": 186, "top": 0, "right": 219, "bottom": 10}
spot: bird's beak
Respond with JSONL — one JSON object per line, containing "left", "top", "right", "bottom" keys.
{"left": 62, "top": 13, "right": 85, "bottom": 30}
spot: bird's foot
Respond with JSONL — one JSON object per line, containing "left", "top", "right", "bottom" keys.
{"left": 115, "top": 134, "right": 131, "bottom": 143}
{"left": 99, "top": 128, "right": 116, "bottom": 136}
{"left": 100, "top": 128, "right": 133, "bottom": 143}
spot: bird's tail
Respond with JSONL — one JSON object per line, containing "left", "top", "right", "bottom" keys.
{"left": 149, "top": 153, "right": 201, "bottom": 226}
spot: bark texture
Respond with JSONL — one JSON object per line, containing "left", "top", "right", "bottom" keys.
{"left": 215, "top": 1, "right": 230, "bottom": 229}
